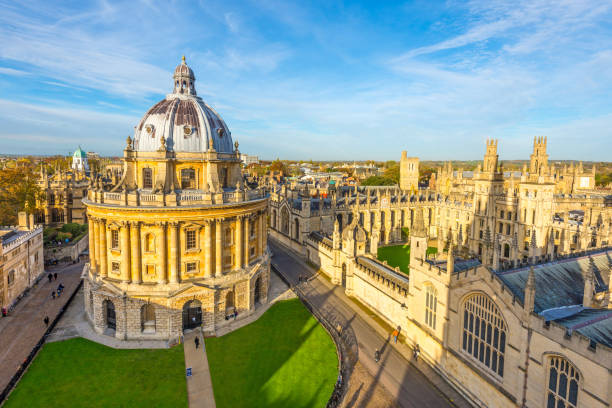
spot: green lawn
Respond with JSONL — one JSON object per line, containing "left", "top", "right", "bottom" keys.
{"left": 205, "top": 298, "right": 338, "bottom": 408}
{"left": 377, "top": 244, "right": 438, "bottom": 274}
{"left": 4, "top": 338, "right": 187, "bottom": 408}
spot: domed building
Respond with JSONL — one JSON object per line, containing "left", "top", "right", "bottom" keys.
{"left": 83, "top": 57, "right": 270, "bottom": 341}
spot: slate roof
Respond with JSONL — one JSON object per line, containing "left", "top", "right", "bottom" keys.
{"left": 428, "top": 257, "right": 481, "bottom": 272}
{"left": 551, "top": 308, "right": 612, "bottom": 349}
{"left": 495, "top": 250, "right": 611, "bottom": 313}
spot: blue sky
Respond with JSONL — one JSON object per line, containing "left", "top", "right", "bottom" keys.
{"left": 0, "top": 0, "right": 611, "bottom": 161}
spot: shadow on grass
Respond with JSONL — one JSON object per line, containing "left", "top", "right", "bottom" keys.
{"left": 205, "top": 298, "right": 337, "bottom": 408}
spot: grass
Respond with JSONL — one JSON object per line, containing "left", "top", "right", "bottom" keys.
{"left": 205, "top": 298, "right": 338, "bottom": 408}
{"left": 377, "top": 244, "right": 438, "bottom": 274}
{"left": 4, "top": 338, "right": 187, "bottom": 408}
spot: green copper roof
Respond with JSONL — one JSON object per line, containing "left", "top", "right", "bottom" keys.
{"left": 73, "top": 146, "right": 87, "bottom": 158}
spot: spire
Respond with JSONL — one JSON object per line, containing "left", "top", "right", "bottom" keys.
{"left": 583, "top": 260, "right": 595, "bottom": 308}
{"left": 524, "top": 267, "right": 536, "bottom": 316}
{"left": 412, "top": 208, "right": 427, "bottom": 238}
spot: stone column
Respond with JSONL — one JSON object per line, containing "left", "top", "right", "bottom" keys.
{"left": 215, "top": 219, "right": 222, "bottom": 276}
{"left": 93, "top": 219, "right": 101, "bottom": 273}
{"left": 88, "top": 218, "right": 97, "bottom": 273}
{"left": 235, "top": 216, "right": 243, "bottom": 270}
{"left": 204, "top": 220, "right": 212, "bottom": 277}
{"left": 257, "top": 214, "right": 263, "bottom": 257}
{"left": 244, "top": 217, "right": 250, "bottom": 267}
{"left": 120, "top": 222, "right": 131, "bottom": 283}
{"left": 130, "top": 221, "right": 141, "bottom": 283}
{"left": 157, "top": 222, "right": 167, "bottom": 283}
{"left": 99, "top": 218, "right": 108, "bottom": 278}
{"left": 169, "top": 222, "right": 179, "bottom": 284}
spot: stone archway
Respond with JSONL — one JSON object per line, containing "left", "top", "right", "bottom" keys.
{"left": 141, "top": 304, "right": 156, "bottom": 333}
{"left": 103, "top": 299, "right": 116, "bottom": 331}
{"left": 182, "top": 300, "right": 202, "bottom": 330}
{"left": 254, "top": 277, "right": 262, "bottom": 305}
{"left": 281, "top": 207, "right": 289, "bottom": 235}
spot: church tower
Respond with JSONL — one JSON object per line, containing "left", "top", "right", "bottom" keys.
{"left": 400, "top": 151, "right": 419, "bottom": 192}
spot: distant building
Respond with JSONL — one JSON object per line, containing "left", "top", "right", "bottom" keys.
{"left": 399, "top": 151, "right": 419, "bottom": 191}
{"left": 241, "top": 154, "right": 259, "bottom": 166}
{"left": 36, "top": 166, "right": 89, "bottom": 226}
{"left": 0, "top": 213, "right": 44, "bottom": 310}
{"left": 71, "top": 146, "right": 89, "bottom": 173}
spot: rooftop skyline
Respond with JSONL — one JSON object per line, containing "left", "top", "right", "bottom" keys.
{"left": 0, "top": 0, "right": 611, "bottom": 160}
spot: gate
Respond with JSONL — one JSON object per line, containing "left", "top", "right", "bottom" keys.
{"left": 106, "top": 300, "right": 116, "bottom": 330}
{"left": 182, "top": 300, "right": 202, "bottom": 330}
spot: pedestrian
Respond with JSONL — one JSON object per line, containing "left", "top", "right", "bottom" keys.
{"left": 48, "top": 273, "right": 52, "bottom": 283}
{"left": 374, "top": 348, "right": 380, "bottom": 363}
{"left": 413, "top": 344, "right": 420, "bottom": 361}
{"left": 392, "top": 328, "right": 399, "bottom": 344}
{"left": 54, "top": 272, "right": 58, "bottom": 281}
{"left": 52, "top": 291, "right": 56, "bottom": 299}
{"left": 194, "top": 336, "right": 200, "bottom": 349}
{"left": 2, "top": 307, "right": 7, "bottom": 317}
{"left": 233, "top": 310, "right": 238, "bottom": 321}
{"left": 43, "top": 316, "right": 49, "bottom": 327}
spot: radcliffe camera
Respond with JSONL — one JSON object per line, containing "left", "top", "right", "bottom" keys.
{"left": 0, "top": 2, "right": 610, "bottom": 408}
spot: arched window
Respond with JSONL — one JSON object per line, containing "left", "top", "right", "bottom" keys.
{"left": 141, "top": 304, "right": 156, "bottom": 333}
{"left": 143, "top": 168, "right": 153, "bottom": 189}
{"left": 294, "top": 218, "right": 300, "bottom": 240}
{"left": 281, "top": 207, "right": 289, "bottom": 235}
{"left": 144, "top": 233, "right": 155, "bottom": 253}
{"left": 546, "top": 356, "right": 579, "bottom": 408}
{"left": 425, "top": 284, "right": 437, "bottom": 330}
{"left": 462, "top": 293, "right": 507, "bottom": 377}
{"left": 181, "top": 168, "right": 196, "bottom": 189}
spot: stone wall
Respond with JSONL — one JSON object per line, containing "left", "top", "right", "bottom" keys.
{"left": 44, "top": 233, "right": 88, "bottom": 261}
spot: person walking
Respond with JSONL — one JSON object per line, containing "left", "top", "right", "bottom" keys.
{"left": 48, "top": 273, "right": 53, "bottom": 283}
{"left": 51, "top": 291, "right": 56, "bottom": 299}
{"left": 43, "top": 316, "right": 49, "bottom": 327}
{"left": 194, "top": 336, "right": 200, "bottom": 349}
{"left": 413, "top": 344, "right": 420, "bottom": 361}
{"left": 392, "top": 328, "right": 399, "bottom": 344}
{"left": 53, "top": 272, "right": 58, "bottom": 281}
{"left": 374, "top": 348, "right": 380, "bottom": 363}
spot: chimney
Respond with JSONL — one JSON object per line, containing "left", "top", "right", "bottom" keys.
{"left": 18, "top": 211, "right": 29, "bottom": 229}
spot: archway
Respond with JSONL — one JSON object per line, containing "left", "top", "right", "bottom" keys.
{"left": 504, "top": 243, "right": 510, "bottom": 258}
{"left": 254, "top": 277, "right": 262, "bottom": 305}
{"left": 141, "top": 304, "right": 156, "bottom": 333}
{"left": 281, "top": 207, "right": 289, "bottom": 235}
{"left": 182, "top": 300, "right": 202, "bottom": 330}
{"left": 225, "top": 291, "right": 235, "bottom": 313}
{"left": 104, "top": 299, "right": 116, "bottom": 330}
{"left": 341, "top": 263, "right": 347, "bottom": 287}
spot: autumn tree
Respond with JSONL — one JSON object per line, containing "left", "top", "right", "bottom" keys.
{"left": 0, "top": 160, "right": 41, "bottom": 225}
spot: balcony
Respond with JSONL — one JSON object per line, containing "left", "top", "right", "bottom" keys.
{"left": 89, "top": 188, "right": 267, "bottom": 208}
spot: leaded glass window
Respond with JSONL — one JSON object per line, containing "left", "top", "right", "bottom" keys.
{"left": 546, "top": 356, "right": 579, "bottom": 408}
{"left": 425, "top": 284, "right": 437, "bottom": 330}
{"left": 461, "top": 293, "right": 507, "bottom": 377}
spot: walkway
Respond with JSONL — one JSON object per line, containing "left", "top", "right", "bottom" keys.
{"left": 269, "top": 239, "right": 472, "bottom": 408}
{"left": 183, "top": 330, "right": 216, "bottom": 408}
{"left": 0, "top": 261, "right": 83, "bottom": 393}
{"left": 47, "top": 286, "right": 168, "bottom": 349}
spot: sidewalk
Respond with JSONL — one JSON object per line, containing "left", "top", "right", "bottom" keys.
{"left": 272, "top": 239, "right": 472, "bottom": 408}
{"left": 47, "top": 286, "right": 168, "bottom": 349}
{"left": 0, "top": 261, "right": 83, "bottom": 393}
{"left": 183, "top": 330, "right": 216, "bottom": 408}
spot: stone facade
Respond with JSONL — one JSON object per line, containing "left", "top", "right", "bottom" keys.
{"left": 269, "top": 137, "right": 612, "bottom": 271}
{"left": 83, "top": 58, "right": 270, "bottom": 342}
{"left": 0, "top": 213, "right": 44, "bottom": 310}
{"left": 36, "top": 166, "right": 89, "bottom": 226}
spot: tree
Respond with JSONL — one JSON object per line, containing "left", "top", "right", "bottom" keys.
{"left": 361, "top": 176, "right": 396, "bottom": 186}
{"left": 0, "top": 160, "right": 41, "bottom": 225}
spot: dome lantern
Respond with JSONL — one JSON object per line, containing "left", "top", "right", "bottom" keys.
{"left": 173, "top": 55, "right": 196, "bottom": 96}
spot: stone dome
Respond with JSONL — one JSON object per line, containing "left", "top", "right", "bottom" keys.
{"left": 132, "top": 57, "right": 234, "bottom": 154}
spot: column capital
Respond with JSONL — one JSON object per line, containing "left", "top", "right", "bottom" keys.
{"left": 119, "top": 220, "right": 130, "bottom": 227}
{"left": 130, "top": 220, "right": 141, "bottom": 228}
{"left": 168, "top": 221, "right": 180, "bottom": 228}
{"left": 155, "top": 221, "right": 167, "bottom": 227}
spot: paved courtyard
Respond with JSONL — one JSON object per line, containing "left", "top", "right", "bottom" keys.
{"left": 0, "top": 261, "right": 83, "bottom": 394}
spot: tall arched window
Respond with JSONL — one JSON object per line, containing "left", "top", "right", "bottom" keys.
{"left": 462, "top": 293, "right": 507, "bottom": 377}
{"left": 281, "top": 207, "right": 289, "bottom": 235}
{"left": 144, "top": 233, "right": 155, "bottom": 253}
{"left": 546, "top": 356, "right": 579, "bottom": 408}
{"left": 425, "top": 284, "right": 437, "bottom": 330}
